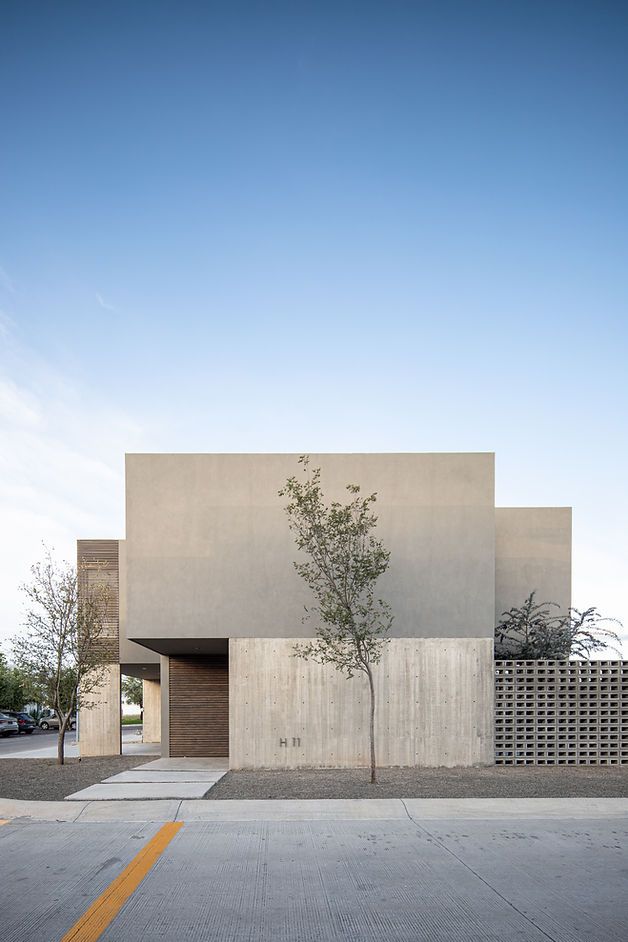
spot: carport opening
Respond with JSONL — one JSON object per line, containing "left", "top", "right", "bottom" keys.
{"left": 120, "top": 665, "right": 161, "bottom": 756}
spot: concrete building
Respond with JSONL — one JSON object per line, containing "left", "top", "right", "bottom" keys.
{"left": 77, "top": 453, "right": 572, "bottom": 767}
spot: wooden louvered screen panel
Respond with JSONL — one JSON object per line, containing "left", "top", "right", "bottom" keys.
{"left": 77, "top": 539, "right": 119, "bottom": 662}
{"left": 169, "top": 655, "right": 229, "bottom": 757}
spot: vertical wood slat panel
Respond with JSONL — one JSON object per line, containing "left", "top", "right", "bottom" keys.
{"left": 169, "top": 655, "right": 229, "bottom": 757}
{"left": 77, "top": 539, "right": 119, "bottom": 662}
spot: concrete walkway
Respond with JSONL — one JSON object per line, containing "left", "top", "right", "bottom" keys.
{"left": 2, "top": 796, "right": 627, "bottom": 822}
{"left": 64, "top": 756, "right": 229, "bottom": 801}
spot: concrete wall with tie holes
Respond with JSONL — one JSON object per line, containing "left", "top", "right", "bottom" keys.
{"left": 229, "top": 637, "right": 494, "bottom": 769}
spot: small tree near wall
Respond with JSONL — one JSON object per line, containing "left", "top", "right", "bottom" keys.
{"left": 495, "top": 591, "right": 622, "bottom": 659}
{"left": 13, "top": 548, "right": 111, "bottom": 764}
{"left": 279, "top": 457, "right": 393, "bottom": 784}
{"left": 122, "top": 676, "right": 143, "bottom": 709}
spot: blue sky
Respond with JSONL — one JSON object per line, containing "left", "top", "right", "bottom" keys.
{"left": 1, "top": 1, "right": 627, "bottom": 647}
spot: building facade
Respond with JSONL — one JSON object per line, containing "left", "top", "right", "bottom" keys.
{"left": 78, "top": 452, "right": 572, "bottom": 767}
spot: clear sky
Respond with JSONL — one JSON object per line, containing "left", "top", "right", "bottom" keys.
{"left": 1, "top": 2, "right": 626, "bottom": 650}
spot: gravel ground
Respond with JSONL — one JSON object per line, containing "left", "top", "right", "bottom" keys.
{"left": 0, "top": 757, "right": 147, "bottom": 801}
{"left": 208, "top": 765, "right": 628, "bottom": 800}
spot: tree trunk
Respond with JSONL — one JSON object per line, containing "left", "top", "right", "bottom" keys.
{"left": 366, "top": 664, "right": 377, "bottom": 784}
{"left": 57, "top": 716, "right": 69, "bottom": 765}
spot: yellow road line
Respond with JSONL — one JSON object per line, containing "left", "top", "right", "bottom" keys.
{"left": 61, "top": 821, "right": 183, "bottom": 942}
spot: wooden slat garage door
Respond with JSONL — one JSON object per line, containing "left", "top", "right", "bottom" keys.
{"left": 169, "top": 655, "right": 229, "bottom": 757}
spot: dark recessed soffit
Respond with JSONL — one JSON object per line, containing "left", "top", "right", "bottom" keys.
{"left": 126, "top": 637, "right": 229, "bottom": 657}
{"left": 120, "top": 663, "right": 161, "bottom": 681}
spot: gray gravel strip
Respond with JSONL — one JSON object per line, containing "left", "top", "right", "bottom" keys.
{"left": 0, "top": 757, "right": 149, "bottom": 801}
{"left": 208, "top": 765, "right": 628, "bottom": 800}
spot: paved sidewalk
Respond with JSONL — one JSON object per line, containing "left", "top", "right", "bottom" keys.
{"left": 65, "top": 757, "right": 229, "bottom": 801}
{"left": 2, "top": 795, "right": 628, "bottom": 822}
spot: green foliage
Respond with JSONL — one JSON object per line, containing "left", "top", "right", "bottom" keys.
{"left": 12, "top": 547, "right": 111, "bottom": 763}
{"left": 565, "top": 607, "right": 622, "bottom": 658}
{"left": 495, "top": 592, "right": 622, "bottom": 659}
{"left": 0, "top": 651, "right": 26, "bottom": 711}
{"left": 279, "top": 457, "right": 393, "bottom": 676}
{"left": 122, "top": 714, "right": 142, "bottom": 725}
{"left": 122, "top": 676, "right": 143, "bottom": 708}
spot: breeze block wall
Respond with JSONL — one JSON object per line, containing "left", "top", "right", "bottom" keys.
{"left": 495, "top": 660, "right": 628, "bottom": 765}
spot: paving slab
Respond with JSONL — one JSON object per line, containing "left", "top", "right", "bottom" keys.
{"left": 65, "top": 782, "right": 211, "bottom": 801}
{"left": 0, "top": 798, "right": 88, "bottom": 821}
{"left": 76, "top": 800, "right": 182, "bottom": 822}
{"left": 403, "top": 796, "right": 628, "bottom": 819}
{"left": 136, "top": 757, "right": 228, "bottom": 771}
{"left": 3, "top": 796, "right": 628, "bottom": 824}
{"left": 102, "top": 770, "right": 226, "bottom": 784}
{"left": 176, "top": 798, "right": 407, "bottom": 821}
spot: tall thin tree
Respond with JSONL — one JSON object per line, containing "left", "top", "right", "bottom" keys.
{"left": 279, "top": 457, "right": 393, "bottom": 783}
{"left": 14, "top": 547, "right": 111, "bottom": 764}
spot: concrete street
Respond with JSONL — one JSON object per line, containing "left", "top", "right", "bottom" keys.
{"left": 1, "top": 802, "right": 626, "bottom": 941}
{"left": 0, "top": 727, "right": 72, "bottom": 757}
{"left": 0, "top": 726, "right": 155, "bottom": 759}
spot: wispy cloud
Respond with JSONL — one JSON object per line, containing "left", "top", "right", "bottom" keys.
{"left": 0, "top": 322, "right": 145, "bottom": 645}
{"left": 96, "top": 292, "right": 116, "bottom": 312}
{"left": 0, "top": 266, "right": 16, "bottom": 295}
{"left": 0, "top": 309, "right": 16, "bottom": 337}
{"left": 0, "top": 377, "right": 41, "bottom": 426}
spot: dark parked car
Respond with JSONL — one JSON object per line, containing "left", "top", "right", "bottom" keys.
{"left": 2, "top": 710, "right": 36, "bottom": 734}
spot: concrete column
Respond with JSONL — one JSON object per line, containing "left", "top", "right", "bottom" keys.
{"left": 142, "top": 679, "right": 161, "bottom": 743}
{"left": 78, "top": 664, "right": 121, "bottom": 757}
{"left": 160, "top": 655, "right": 170, "bottom": 758}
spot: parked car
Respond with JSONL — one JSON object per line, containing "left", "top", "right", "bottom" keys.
{"left": 0, "top": 713, "right": 19, "bottom": 737}
{"left": 1, "top": 710, "right": 36, "bottom": 734}
{"left": 39, "top": 711, "right": 76, "bottom": 731}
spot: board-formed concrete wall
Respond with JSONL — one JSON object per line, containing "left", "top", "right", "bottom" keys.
{"left": 126, "top": 453, "right": 496, "bottom": 646}
{"left": 142, "top": 679, "right": 161, "bottom": 744}
{"left": 229, "top": 638, "right": 494, "bottom": 769}
{"left": 77, "top": 541, "right": 122, "bottom": 757}
{"left": 78, "top": 664, "right": 121, "bottom": 757}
